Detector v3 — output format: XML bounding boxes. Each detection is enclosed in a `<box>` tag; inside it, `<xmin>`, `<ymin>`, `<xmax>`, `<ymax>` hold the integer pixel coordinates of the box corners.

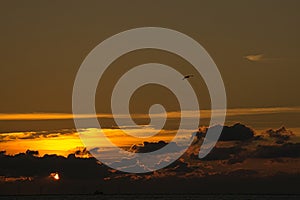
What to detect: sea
<box><xmin>0</xmin><ymin>194</ymin><xmax>300</xmax><ymax>200</ymax></box>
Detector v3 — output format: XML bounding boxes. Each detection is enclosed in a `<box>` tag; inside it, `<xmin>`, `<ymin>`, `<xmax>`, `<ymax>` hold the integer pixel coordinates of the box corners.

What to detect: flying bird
<box><xmin>182</xmin><ymin>74</ymin><xmax>194</xmax><ymax>80</ymax></box>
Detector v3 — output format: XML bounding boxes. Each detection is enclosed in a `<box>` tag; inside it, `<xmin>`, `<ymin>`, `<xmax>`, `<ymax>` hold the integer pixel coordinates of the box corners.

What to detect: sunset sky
<box><xmin>0</xmin><ymin>0</ymin><xmax>300</xmax><ymax>195</ymax></box>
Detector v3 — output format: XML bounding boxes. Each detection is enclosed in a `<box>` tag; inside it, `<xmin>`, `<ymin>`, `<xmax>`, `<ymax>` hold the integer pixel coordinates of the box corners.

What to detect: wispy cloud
<box><xmin>0</xmin><ymin>107</ymin><xmax>299</xmax><ymax>121</ymax></box>
<box><xmin>244</xmin><ymin>54</ymin><xmax>265</xmax><ymax>62</ymax></box>
<box><xmin>0</xmin><ymin>113</ymin><xmax>112</xmax><ymax>121</ymax></box>
<box><xmin>0</xmin><ymin>129</ymin><xmax>76</xmax><ymax>141</ymax></box>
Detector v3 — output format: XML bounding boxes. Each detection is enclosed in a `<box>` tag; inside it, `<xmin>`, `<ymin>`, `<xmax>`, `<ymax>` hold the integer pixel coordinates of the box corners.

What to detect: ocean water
<box><xmin>1</xmin><ymin>194</ymin><xmax>300</xmax><ymax>200</ymax></box>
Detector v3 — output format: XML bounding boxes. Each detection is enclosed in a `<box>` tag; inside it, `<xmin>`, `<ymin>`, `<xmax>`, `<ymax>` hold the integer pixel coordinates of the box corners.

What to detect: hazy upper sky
<box><xmin>0</xmin><ymin>0</ymin><xmax>299</xmax><ymax>131</ymax></box>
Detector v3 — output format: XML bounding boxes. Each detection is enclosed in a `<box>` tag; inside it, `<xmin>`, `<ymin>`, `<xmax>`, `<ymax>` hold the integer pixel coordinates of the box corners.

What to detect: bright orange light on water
<box><xmin>54</xmin><ymin>173</ymin><xmax>59</xmax><ymax>180</ymax></box>
<box><xmin>50</xmin><ymin>172</ymin><xmax>60</xmax><ymax>180</ymax></box>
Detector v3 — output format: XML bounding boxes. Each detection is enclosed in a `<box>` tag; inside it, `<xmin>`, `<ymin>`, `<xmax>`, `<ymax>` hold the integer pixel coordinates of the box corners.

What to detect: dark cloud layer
<box><xmin>1</xmin><ymin>123</ymin><xmax>300</xmax><ymax>195</ymax></box>
<box><xmin>191</xmin><ymin>124</ymin><xmax>298</xmax><ymax>163</ymax></box>
<box><xmin>129</xmin><ymin>141</ymin><xmax>180</xmax><ymax>153</ymax></box>
<box><xmin>200</xmin><ymin>146</ymin><xmax>245</xmax><ymax>161</ymax></box>
<box><xmin>0</xmin><ymin>151</ymin><xmax>110</xmax><ymax>180</ymax></box>
<box><xmin>253</xmin><ymin>143</ymin><xmax>300</xmax><ymax>158</ymax></box>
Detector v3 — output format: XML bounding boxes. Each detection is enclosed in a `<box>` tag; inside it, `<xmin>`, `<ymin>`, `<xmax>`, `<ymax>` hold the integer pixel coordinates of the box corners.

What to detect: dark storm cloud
<box><xmin>189</xmin><ymin>123</ymin><xmax>256</xmax><ymax>163</ymax></box>
<box><xmin>217</xmin><ymin>123</ymin><xmax>255</xmax><ymax>141</ymax></box>
<box><xmin>192</xmin><ymin>124</ymin><xmax>299</xmax><ymax>163</ymax></box>
<box><xmin>196</xmin><ymin>123</ymin><xmax>256</xmax><ymax>141</ymax></box>
<box><xmin>265</xmin><ymin>127</ymin><xmax>294</xmax><ymax>144</ymax></box>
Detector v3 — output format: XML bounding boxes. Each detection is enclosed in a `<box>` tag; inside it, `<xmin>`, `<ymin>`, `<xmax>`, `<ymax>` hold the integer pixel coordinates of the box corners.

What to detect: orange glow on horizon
<box><xmin>2</xmin><ymin>126</ymin><xmax>300</xmax><ymax>157</ymax></box>
<box><xmin>0</xmin><ymin>128</ymin><xmax>176</xmax><ymax>156</ymax></box>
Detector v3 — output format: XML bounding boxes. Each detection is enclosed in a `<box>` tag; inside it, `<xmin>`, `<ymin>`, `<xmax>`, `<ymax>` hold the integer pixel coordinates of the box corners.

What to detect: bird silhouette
<box><xmin>182</xmin><ymin>74</ymin><xmax>194</xmax><ymax>80</ymax></box>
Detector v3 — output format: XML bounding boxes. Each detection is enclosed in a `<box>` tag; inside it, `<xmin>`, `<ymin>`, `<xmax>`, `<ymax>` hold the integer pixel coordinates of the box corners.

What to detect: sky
<box><xmin>0</xmin><ymin>0</ymin><xmax>300</xmax><ymax>195</ymax></box>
